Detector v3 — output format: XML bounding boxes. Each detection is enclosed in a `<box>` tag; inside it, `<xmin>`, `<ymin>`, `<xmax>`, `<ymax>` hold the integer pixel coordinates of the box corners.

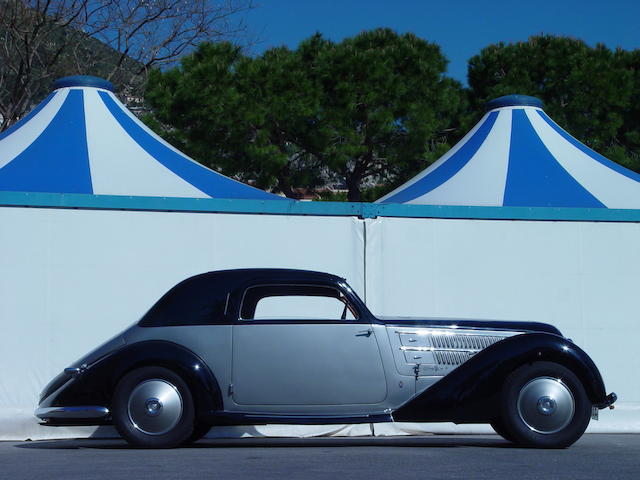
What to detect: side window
<box><xmin>240</xmin><ymin>285</ymin><xmax>358</xmax><ymax>320</ymax></box>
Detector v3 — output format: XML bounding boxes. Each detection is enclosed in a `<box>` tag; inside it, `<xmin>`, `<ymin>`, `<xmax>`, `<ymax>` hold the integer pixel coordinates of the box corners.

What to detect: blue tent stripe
<box><xmin>97</xmin><ymin>91</ymin><xmax>283</xmax><ymax>201</ymax></box>
<box><xmin>503</xmin><ymin>110</ymin><xmax>604</xmax><ymax>208</ymax></box>
<box><xmin>381</xmin><ymin>111</ymin><xmax>499</xmax><ymax>203</ymax></box>
<box><xmin>0</xmin><ymin>90</ymin><xmax>93</xmax><ymax>194</ymax></box>
<box><xmin>536</xmin><ymin>110</ymin><xmax>640</xmax><ymax>184</ymax></box>
<box><xmin>0</xmin><ymin>92</ymin><xmax>55</xmax><ymax>142</ymax></box>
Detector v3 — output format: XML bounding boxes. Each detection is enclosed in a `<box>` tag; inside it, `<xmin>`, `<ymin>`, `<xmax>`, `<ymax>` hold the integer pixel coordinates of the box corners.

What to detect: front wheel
<box><xmin>112</xmin><ymin>366</ymin><xmax>195</xmax><ymax>448</ymax></box>
<box><xmin>498</xmin><ymin>361</ymin><xmax>592</xmax><ymax>448</ymax></box>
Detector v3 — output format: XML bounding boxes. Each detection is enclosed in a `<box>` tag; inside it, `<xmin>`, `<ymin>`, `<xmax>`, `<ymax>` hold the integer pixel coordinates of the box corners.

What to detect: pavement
<box><xmin>1</xmin><ymin>434</ymin><xmax>639</xmax><ymax>480</ymax></box>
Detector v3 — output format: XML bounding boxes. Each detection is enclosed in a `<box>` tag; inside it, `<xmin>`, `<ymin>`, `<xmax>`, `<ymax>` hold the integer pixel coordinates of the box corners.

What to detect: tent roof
<box><xmin>0</xmin><ymin>76</ymin><xmax>282</xmax><ymax>200</ymax></box>
<box><xmin>378</xmin><ymin>95</ymin><xmax>640</xmax><ymax>208</ymax></box>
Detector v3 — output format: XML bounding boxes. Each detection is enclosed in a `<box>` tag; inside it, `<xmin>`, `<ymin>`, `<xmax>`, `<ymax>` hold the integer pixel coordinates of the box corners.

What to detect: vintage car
<box><xmin>35</xmin><ymin>269</ymin><xmax>616</xmax><ymax>448</ymax></box>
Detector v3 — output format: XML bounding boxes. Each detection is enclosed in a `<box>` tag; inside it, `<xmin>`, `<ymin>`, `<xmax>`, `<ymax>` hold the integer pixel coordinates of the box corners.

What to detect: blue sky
<box><xmin>245</xmin><ymin>0</ymin><xmax>640</xmax><ymax>85</ymax></box>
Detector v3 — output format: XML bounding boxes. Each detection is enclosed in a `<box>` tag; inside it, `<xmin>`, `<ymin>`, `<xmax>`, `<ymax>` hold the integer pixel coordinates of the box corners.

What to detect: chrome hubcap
<box><xmin>144</xmin><ymin>398</ymin><xmax>162</xmax><ymax>416</ymax></box>
<box><xmin>537</xmin><ymin>396</ymin><xmax>557</xmax><ymax>415</ymax></box>
<box><xmin>517</xmin><ymin>376</ymin><xmax>575</xmax><ymax>434</ymax></box>
<box><xmin>128</xmin><ymin>379</ymin><xmax>183</xmax><ymax>435</ymax></box>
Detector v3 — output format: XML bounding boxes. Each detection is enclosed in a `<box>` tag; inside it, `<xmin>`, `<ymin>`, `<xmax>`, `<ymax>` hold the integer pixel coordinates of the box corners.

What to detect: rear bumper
<box><xmin>35</xmin><ymin>405</ymin><xmax>110</xmax><ymax>421</ymax></box>
<box><xmin>596</xmin><ymin>392</ymin><xmax>617</xmax><ymax>409</ymax></box>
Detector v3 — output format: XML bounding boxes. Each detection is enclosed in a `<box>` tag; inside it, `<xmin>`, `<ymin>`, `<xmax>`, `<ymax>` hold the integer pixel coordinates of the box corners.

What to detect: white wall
<box><xmin>365</xmin><ymin>217</ymin><xmax>640</xmax><ymax>432</ymax></box>
<box><xmin>0</xmin><ymin>207</ymin><xmax>365</xmax><ymax>440</ymax></box>
<box><xmin>1</xmin><ymin>207</ymin><xmax>638</xmax><ymax>439</ymax></box>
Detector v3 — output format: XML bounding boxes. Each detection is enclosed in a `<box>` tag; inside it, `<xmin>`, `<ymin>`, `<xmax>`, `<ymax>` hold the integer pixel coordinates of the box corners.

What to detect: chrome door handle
<box><xmin>356</xmin><ymin>329</ymin><xmax>373</xmax><ymax>337</ymax></box>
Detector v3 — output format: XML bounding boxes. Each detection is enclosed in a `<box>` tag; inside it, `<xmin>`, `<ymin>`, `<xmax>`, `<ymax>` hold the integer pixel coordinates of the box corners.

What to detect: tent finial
<box><xmin>485</xmin><ymin>94</ymin><xmax>543</xmax><ymax>111</ymax></box>
<box><xmin>53</xmin><ymin>75</ymin><xmax>114</xmax><ymax>92</ymax></box>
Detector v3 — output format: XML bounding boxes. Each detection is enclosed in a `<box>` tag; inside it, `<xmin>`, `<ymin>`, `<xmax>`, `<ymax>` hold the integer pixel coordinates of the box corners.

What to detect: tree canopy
<box><xmin>147</xmin><ymin>41</ymin><xmax>325</xmax><ymax>198</ymax></box>
<box><xmin>146</xmin><ymin>29</ymin><xmax>467</xmax><ymax>200</ymax></box>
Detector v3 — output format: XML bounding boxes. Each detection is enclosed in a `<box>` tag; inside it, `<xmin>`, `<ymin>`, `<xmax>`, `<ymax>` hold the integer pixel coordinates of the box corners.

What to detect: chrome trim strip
<box><xmin>393</xmin><ymin>328</ymin><xmax>521</xmax><ymax>368</ymax></box>
<box><xmin>35</xmin><ymin>406</ymin><xmax>110</xmax><ymax>420</ymax></box>
<box><xmin>224</xmin><ymin>292</ymin><xmax>231</xmax><ymax>316</ymax></box>
<box><xmin>400</xmin><ymin>346</ymin><xmax>480</xmax><ymax>353</ymax></box>
<box><xmin>394</xmin><ymin>329</ymin><xmax>523</xmax><ymax>336</ymax></box>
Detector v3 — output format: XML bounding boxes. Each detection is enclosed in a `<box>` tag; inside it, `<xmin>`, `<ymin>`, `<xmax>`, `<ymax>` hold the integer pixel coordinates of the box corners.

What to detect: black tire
<box><xmin>499</xmin><ymin>361</ymin><xmax>591</xmax><ymax>448</ymax></box>
<box><xmin>187</xmin><ymin>422</ymin><xmax>212</xmax><ymax>444</ymax></box>
<box><xmin>490</xmin><ymin>417</ymin><xmax>515</xmax><ymax>442</ymax></box>
<box><xmin>112</xmin><ymin>366</ymin><xmax>195</xmax><ymax>448</ymax></box>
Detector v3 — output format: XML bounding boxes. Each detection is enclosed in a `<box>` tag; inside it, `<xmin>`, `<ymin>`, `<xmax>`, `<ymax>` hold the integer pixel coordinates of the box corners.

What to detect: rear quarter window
<box><xmin>139</xmin><ymin>276</ymin><xmax>229</xmax><ymax>326</ymax></box>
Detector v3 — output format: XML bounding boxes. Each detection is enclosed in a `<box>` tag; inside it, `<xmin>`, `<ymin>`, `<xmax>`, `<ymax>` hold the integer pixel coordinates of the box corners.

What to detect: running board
<box><xmin>207</xmin><ymin>412</ymin><xmax>393</xmax><ymax>426</ymax></box>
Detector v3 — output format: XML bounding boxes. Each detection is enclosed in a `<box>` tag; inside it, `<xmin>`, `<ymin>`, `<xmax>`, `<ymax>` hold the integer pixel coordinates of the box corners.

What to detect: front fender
<box><xmin>392</xmin><ymin>332</ymin><xmax>607</xmax><ymax>423</ymax></box>
<box><xmin>40</xmin><ymin>340</ymin><xmax>222</xmax><ymax>419</ymax></box>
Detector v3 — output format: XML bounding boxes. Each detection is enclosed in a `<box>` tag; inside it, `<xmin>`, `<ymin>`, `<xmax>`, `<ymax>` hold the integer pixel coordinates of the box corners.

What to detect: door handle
<box><xmin>356</xmin><ymin>329</ymin><xmax>373</xmax><ymax>337</ymax></box>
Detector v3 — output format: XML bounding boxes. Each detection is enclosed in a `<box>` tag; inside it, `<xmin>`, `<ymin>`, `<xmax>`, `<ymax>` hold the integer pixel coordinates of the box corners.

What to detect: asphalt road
<box><xmin>2</xmin><ymin>434</ymin><xmax>639</xmax><ymax>480</ymax></box>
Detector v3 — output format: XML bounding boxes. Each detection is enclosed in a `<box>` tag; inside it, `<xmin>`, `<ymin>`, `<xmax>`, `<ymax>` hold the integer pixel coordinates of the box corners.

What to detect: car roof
<box><xmin>186</xmin><ymin>268</ymin><xmax>346</xmax><ymax>285</ymax></box>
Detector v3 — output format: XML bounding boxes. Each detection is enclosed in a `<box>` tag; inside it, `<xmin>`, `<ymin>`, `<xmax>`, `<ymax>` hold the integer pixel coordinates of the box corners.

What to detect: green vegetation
<box><xmin>146</xmin><ymin>29</ymin><xmax>467</xmax><ymax>200</ymax></box>
<box><xmin>147</xmin><ymin>33</ymin><xmax>640</xmax><ymax>200</ymax></box>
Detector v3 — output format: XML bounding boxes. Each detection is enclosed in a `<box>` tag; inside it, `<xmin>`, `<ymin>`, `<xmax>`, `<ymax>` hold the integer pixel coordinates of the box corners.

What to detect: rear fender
<box><xmin>44</xmin><ymin>340</ymin><xmax>222</xmax><ymax>418</ymax></box>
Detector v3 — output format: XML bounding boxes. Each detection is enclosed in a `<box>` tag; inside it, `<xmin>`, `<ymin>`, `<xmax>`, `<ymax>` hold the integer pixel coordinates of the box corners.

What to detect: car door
<box><xmin>230</xmin><ymin>283</ymin><xmax>388</xmax><ymax>409</ymax></box>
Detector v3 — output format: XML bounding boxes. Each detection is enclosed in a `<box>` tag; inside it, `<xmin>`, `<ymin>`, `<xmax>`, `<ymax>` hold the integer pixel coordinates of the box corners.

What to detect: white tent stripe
<box><xmin>104</xmin><ymin>91</ymin><xmax>193</xmax><ymax>160</ymax></box>
<box><xmin>102</xmin><ymin>90</ymin><xmax>279</xmax><ymax>196</ymax></box>
<box><xmin>84</xmin><ymin>89</ymin><xmax>209</xmax><ymax>198</ymax></box>
<box><xmin>0</xmin><ymin>90</ymin><xmax>68</xmax><ymax>170</ymax></box>
<box><xmin>526</xmin><ymin>110</ymin><xmax>640</xmax><ymax>209</ymax></box>
<box><xmin>408</xmin><ymin>109</ymin><xmax>512</xmax><ymax>206</ymax></box>
<box><xmin>377</xmin><ymin>112</ymin><xmax>490</xmax><ymax>203</ymax></box>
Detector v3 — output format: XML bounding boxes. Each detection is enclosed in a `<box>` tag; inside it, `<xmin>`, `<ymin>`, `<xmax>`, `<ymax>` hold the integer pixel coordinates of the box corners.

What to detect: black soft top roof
<box><xmin>187</xmin><ymin>268</ymin><xmax>345</xmax><ymax>285</ymax></box>
<box><xmin>138</xmin><ymin>269</ymin><xmax>351</xmax><ymax>327</ymax></box>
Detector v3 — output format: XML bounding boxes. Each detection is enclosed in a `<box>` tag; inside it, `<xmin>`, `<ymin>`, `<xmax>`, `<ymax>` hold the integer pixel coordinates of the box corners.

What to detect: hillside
<box><xmin>0</xmin><ymin>6</ymin><xmax>143</xmax><ymax>111</ymax></box>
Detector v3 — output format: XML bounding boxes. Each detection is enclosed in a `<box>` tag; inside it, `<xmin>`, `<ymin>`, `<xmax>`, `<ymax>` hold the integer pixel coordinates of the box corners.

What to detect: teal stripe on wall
<box><xmin>2</xmin><ymin>191</ymin><xmax>640</xmax><ymax>223</ymax></box>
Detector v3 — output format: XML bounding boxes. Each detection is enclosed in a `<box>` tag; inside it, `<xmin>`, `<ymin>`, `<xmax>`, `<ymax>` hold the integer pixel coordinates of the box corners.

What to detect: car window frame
<box><xmin>238</xmin><ymin>283</ymin><xmax>361</xmax><ymax>322</ymax></box>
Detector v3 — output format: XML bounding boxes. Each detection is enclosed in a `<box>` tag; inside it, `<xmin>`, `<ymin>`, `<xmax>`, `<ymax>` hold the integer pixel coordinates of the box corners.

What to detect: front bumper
<box><xmin>596</xmin><ymin>392</ymin><xmax>617</xmax><ymax>410</ymax></box>
<box><xmin>35</xmin><ymin>406</ymin><xmax>110</xmax><ymax>421</ymax></box>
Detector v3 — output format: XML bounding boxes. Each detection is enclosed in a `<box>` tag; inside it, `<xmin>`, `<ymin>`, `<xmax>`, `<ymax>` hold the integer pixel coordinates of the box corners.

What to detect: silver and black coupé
<box><xmin>36</xmin><ymin>269</ymin><xmax>616</xmax><ymax>448</ymax></box>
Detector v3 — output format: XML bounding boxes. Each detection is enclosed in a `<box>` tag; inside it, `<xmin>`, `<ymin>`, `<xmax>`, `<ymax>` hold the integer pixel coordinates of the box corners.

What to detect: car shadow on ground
<box><xmin>14</xmin><ymin>435</ymin><xmax>519</xmax><ymax>450</ymax></box>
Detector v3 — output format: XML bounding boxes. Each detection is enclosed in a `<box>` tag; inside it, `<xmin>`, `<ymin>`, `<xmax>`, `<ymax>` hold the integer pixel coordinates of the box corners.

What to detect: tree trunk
<box><xmin>277</xmin><ymin>172</ymin><xmax>298</xmax><ymax>199</ymax></box>
<box><xmin>346</xmin><ymin>175</ymin><xmax>361</xmax><ymax>202</ymax></box>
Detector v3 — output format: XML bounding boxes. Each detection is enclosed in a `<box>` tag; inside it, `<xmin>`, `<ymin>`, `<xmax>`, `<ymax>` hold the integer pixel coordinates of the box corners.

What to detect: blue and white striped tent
<box><xmin>0</xmin><ymin>76</ymin><xmax>282</xmax><ymax>200</ymax></box>
<box><xmin>378</xmin><ymin>95</ymin><xmax>640</xmax><ymax>208</ymax></box>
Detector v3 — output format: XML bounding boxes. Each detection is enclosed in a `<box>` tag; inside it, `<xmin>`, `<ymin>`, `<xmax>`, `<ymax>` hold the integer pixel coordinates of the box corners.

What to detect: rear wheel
<box><xmin>499</xmin><ymin>361</ymin><xmax>591</xmax><ymax>448</ymax></box>
<box><xmin>490</xmin><ymin>417</ymin><xmax>515</xmax><ymax>442</ymax></box>
<box><xmin>112</xmin><ymin>366</ymin><xmax>195</xmax><ymax>448</ymax></box>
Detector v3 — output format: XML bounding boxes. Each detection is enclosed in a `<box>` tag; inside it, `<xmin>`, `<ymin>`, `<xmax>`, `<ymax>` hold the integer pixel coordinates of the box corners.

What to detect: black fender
<box><xmin>41</xmin><ymin>340</ymin><xmax>222</xmax><ymax>419</ymax></box>
<box><xmin>392</xmin><ymin>333</ymin><xmax>608</xmax><ymax>423</ymax></box>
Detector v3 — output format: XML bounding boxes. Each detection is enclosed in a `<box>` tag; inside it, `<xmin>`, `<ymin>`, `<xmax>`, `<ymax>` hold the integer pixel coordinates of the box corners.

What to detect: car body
<box><xmin>36</xmin><ymin>269</ymin><xmax>616</xmax><ymax>448</ymax></box>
